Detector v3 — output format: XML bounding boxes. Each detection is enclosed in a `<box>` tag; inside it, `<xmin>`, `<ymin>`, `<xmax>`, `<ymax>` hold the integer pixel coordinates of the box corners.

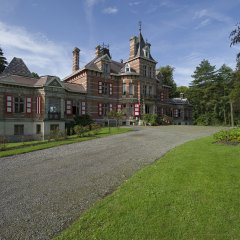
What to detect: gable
<box><xmin>48</xmin><ymin>79</ymin><xmax>62</xmax><ymax>87</ymax></box>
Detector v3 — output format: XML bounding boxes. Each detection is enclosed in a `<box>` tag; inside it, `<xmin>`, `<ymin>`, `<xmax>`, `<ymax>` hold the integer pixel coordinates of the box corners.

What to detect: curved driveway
<box><xmin>0</xmin><ymin>126</ymin><xmax>224</xmax><ymax>239</ymax></box>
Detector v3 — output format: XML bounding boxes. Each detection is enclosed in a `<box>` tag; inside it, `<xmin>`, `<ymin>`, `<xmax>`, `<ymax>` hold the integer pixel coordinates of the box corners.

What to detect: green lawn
<box><xmin>55</xmin><ymin>136</ymin><xmax>240</xmax><ymax>240</ymax></box>
<box><xmin>0</xmin><ymin>127</ymin><xmax>131</xmax><ymax>158</ymax></box>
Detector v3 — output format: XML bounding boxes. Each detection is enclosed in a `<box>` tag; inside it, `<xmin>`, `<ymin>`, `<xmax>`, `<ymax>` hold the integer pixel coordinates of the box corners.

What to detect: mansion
<box><xmin>0</xmin><ymin>29</ymin><xmax>192</xmax><ymax>141</ymax></box>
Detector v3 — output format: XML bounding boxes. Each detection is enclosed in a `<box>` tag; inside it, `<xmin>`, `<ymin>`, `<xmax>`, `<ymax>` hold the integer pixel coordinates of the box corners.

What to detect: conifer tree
<box><xmin>0</xmin><ymin>47</ymin><xmax>8</xmax><ymax>73</ymax></box>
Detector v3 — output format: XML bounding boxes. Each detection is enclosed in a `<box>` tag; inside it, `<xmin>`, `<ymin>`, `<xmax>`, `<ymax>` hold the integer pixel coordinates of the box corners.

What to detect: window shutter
<box><xmin>134</xmin><ymin>103</ymin><xmax>140</xmax><ymax>116</ymax></box>
<box><xmin>36</xmin><ymin>96</ymin><xmax>41</xmax><ymax>114</ymax></box>
<box><xmin>109</xmin><ymin>83</ymin><xmax>113</xmax><ymax>95</ymax></box>
<box><xmin>98</xmin><ymin>81</ymin><xmax>102</xmax><ymax>94</ymax></box>
<box><xmin>81</xmin><ymin>101</ymin><xmax>86</xmax><ymax>115</ymax></box>
<box><xmin>98</xmin><ymin>103</ymin><xmax>102</xmax><ymax>116</ymax></box>
<box><xmin>66</xmin><ymin>100</ymin><xmax>72</xmax><ymax>115</ymax></box>
<box><xmin>26</xmin><ymin>97</ymin><xmax>32</xmax><ymax>113</ymax></box>
<box><xmin>6</xmin><ymin>95</ymin><xmax>13</xmax><ymax>113</ymax></box>
<box><xmin>109</xmin><ymin>103</ymin><xmax>113</xmax><ymax>112</ymax></box>
<box><xmin>117</xmin><ymin>104</ymin><xmax>122</xmax><ymax>112</ymax></box>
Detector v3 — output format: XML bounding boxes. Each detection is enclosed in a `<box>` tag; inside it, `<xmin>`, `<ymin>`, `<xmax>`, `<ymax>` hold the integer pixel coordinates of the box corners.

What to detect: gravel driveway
<box><xmin>0</xmin><ymin>126</ymin><xmax>224</xmax><ymax>240</ymax></box>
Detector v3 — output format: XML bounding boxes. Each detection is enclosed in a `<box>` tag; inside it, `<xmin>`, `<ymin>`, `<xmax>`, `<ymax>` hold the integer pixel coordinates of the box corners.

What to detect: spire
<box><xmin>139</xmin><ymin>21</ymin><xmax>142</xmax><ymax>33</ymax></box>
<box><xmin>137</xmin><ymin>21</ymin><xmax>144</xmax><ymax>56</ymax></box>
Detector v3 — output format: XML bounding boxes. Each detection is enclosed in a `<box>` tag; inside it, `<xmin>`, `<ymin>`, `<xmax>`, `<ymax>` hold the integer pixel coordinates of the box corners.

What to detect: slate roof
<box><xmin>0</xmin><ymin>58</ymin><xmax>86</xmax><ymax>93</ymax></box>
<box><xmin>2</xmin><ymin>57</ymin><xmax>33</xmax><ymax>77</ymax></box>
<box><xmin>170</xmin><ymin>98</ymin><xmax>191</xmax><ymax>105</ymax></box>
<box><xmin>63</xmin><ymin>54</ymin><xmax>125</xmax><ymax>81</ymax></box>
<box><xmin>133</xmin><ymin>32</ymin><xmax>157</xmax><ymax>62</ymax></box>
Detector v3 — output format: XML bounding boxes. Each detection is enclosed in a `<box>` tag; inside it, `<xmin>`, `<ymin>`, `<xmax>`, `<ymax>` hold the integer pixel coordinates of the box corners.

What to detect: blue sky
<box><xmin>0</xmin><ymin>0</ymin><xmax>240</xmax><ymax>86</ymax></box>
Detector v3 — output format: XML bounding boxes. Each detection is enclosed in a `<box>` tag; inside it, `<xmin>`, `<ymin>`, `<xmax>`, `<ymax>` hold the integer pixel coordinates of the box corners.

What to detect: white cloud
<box><xmin>103</xmin><ymin>7</ymin><xmax>118</xmax><ymax>14</ymax></box>
<box><xmin>195</xmin><ymin>18</ymin><xmax>211</xmax><ymax>30</ymax></box>
<box><xmin>85</xmin><ymin>0</ymin><xmax>103</xmax><ymax>7</ymax></box>
<box><xmin>129</xmin><ymin>1</ymin><xmax>141</xmax><ymax>7</ymax></box>
<box><xmin>0</xmin><ymin>21</ymin><xmax>72</xmax><ymax>78</ymax></box>
<box><xmin>194</xmin><ymin>9</ymin><xmax>208</xmax><ymax>19</ymax></box>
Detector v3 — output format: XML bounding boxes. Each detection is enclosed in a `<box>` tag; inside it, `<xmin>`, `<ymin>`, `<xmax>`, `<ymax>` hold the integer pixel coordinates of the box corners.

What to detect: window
<box><xmin>145</xmin><ymin>105</ymin><xmax>150</xmax><ymax>114</ymax></box>
<box><xmin>98</xmin><ymin>81</ymin><xmax>102</xmax><ymax>94</ymax></box>
<box><xmin>99</xmin><ymin>82</ymin><xmax>111</xmax><ymax>95</ymax></box>
<box><xmin>160</xmin><ymin>92</ymin><xmax>164</xmax><ymax>101</ymax></box>
<box><xmin>109</xmin><ymin>104</ymin><xmax>113</xmax><ymax>112</ymax></box>
<box><xmin>148</xmin><ymin>86</ymin><xmax>152</xmax><ymax>96</ymax></box>
<box><xmin>6</xmin><ymin>95</ymin><xmax>13</xmax><ymax>113</ymax></box>
<box><xmin>36</xmin><ymin>124</ymin><xmax>41</xmax><ymax>134</ymax></box>
<box><xmin>149</xmin><ymin>67</ymin><xmax>152</xmax><ymax>78</ymax></box>
<box><xmin>143</xmin><ymin>65</ymin><xmax>147</xmax><ymax>76</ymax></box>
<box><xmin>134</xmin><ymin>103</ymin><xmax>140</xmax><ymax>116</ymax></box>
<box><xmin>14</xmin><ymin>125</ymin><xmax>24</xmax><ymax>135</ymax></box>
<box><xmin>66</xmin><ymin>100</ymin><xmax>72</xmax><ymax>115</ymax></box>
<box><xmin>98</xmin><ymin>103</ymin><xmax>111</xmax><ymax>116</ymax></box>
<box><xmin>81</xmin><ymin>102</ymin><xmax>86</xmax><ymax>115</ymax></box>
<box><xmin>117</xmin><ymin>104</ymin><xmax>122</xmax><ymax>112</ymax></box>
<box><xmin>102</xmin><ymin>103</ymin><xmax>108</xmax><ymax>116</ymax></box>
<box><xmin>174</xmin><ymin>109</ymin><xmax>178</xmax><ymax>117</ymax></box>
<box><xmin>143</xmin><ymin>48</ymin><xmax>149</xmax><ymax>58</ymax></box>
<box><xmin>26</xmin><ymin>97</ymin><xmax>32</xmax><ymax>113</ymax></box>
<box><xmin>129</xmin><ymin>83</ymin><xmax>134</xmax><ymax>95</ymax></box>
<box><xmin>102</xmin><ymin>82</ymin><xmax>109</xmax><ymax>95</ymax></box>
<box><xmin>98</xmin><ymin>103</ymin><xmax>103</xmax><ymax>116</ymax></box>
<box><xmin>143</xmin><ymin>85</ymin><xmax>147</xmax><ymax>96</ymax></box>
<box><xmin>122</xmin><ymin>83</ymin><xmax>126</xmax><ymax>95</ymax></box>
<box><xmin>14</xmin><ymin>97</ymin><xmax>24</xmax><ymax>113</ymax></box>
<box><xmin>125</xmin><ymin>63</ymin><xmax>130</xmax><ymax>72</ymax></box>
<box><xmin>50</xmin><ymin>124</ymin><xmax>59</xmax><ymax>131</ymax></box>
<box><xmin>103</xmin><ymin>63</ymin><xmax>109</xmax><ymax>74</ymax></box>
<box><xmin>109</xmin><ymin>83</ymin><xmax>113</xmax><ymax>95</ymax></box>
<box><xmin>49</xmin><ymin>98</ymin><xmax>60</xmax><ymax>113</ymax></box>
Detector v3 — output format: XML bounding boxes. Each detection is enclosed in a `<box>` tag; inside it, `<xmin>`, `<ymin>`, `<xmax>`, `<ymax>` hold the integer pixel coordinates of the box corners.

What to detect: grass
<box><xmin>0</xmin><ymin>127</ymin><xmax>131</xmax><ymax>158</ymax></box>
<box><xmin>55</xmin><ymin>136</ymin><xmax>240</xmax><ymax>240</ymax></box>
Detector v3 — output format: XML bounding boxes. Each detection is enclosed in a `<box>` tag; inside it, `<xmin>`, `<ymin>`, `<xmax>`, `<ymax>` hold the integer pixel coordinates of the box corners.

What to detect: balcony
<box><xmin>48</xmin><ymin>112</ymin><xmax>61</xmax><ymax>120</ymax></box>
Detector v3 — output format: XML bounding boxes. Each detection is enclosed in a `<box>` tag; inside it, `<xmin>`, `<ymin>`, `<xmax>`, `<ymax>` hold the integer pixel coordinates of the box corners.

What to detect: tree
<box><xmin>189</xmin><ymin>60</ymin><xmax>217</xmax><ymax>124</ymax></box>
<box><xmin>0</xmin><ymin>47</ymin><xmax>8</xmax><ymax>73</ymax></box>
<box><xmin>230</xmin><ymin>23</ymin><xmax>240</xmax><ymax>47</ymax></box>
<box><xmin>32</xmin><ymin>72</ymin><xmax>39</xmax><ymax>78</ymax></box>
<box><xmin>157</xmin><ymin>65</ymin><xmax>177</xmax><ymax>97</ymax></box>
<box><xmin>176</xmin><ymin>86</ymin><xmax>189</xmax><ymax>98</ymax></box>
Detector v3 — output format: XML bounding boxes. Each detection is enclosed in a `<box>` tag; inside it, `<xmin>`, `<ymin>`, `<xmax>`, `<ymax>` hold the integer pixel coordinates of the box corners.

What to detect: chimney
<box><xmin>95</xmin><ymin>45</ymin><xmax>101</xmax><ymax>57</ymax></box>
<box><xmin>180</xmin><ymin>93</ymin><xmax>184</xmax><ymax>99</ymax></box>
<box><xmin>72</xmin><ymin>47</ymin><xmax>80</xmax><ymax>73</ymax></box>
<box><xmin>129</xmin><ymin>36</ymin><xmax>137</xmax><ymax>59</ymax></box>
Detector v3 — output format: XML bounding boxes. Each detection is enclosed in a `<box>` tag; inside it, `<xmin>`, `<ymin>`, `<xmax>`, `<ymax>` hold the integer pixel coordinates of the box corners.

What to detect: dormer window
<box><xmin>143</xmin><ymin>45</ymin><xmax>150</xmax><ymax>58</ymax></box>
<box><xmin>103</xmin><ymin>63</ymin><xmax>109</xmax><ymax>74</ymax></box>
<box><xmin>125</xmin><ymin>63</ymin><xmax>131</xmax><ymax>73</ymax></box>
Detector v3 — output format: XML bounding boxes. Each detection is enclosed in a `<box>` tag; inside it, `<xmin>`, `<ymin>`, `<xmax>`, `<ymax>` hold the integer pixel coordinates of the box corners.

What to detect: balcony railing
<box><xmin>48</xmin><ymin>112</ymin><xmax>61</xmax><ymax>120</ymax></box>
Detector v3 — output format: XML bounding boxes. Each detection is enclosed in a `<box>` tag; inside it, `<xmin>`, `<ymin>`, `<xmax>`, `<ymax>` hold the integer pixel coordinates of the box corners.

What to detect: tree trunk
<box><xmin>230</xmin><ymin>101</ymin><xmax>234</xmax><ymax>127</ymax></box>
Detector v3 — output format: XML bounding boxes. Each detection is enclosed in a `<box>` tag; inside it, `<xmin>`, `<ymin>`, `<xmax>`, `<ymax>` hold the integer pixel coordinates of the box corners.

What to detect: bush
<box><xmin>74</xmin><ymin>115</ymin><xmax>94</xmax><ymax>127</ymax></box>
<box><xmin>0</xmin><ymin>136</ymin><xmax>8</xmax><ymax>151</ymax></box>
<box><xmin>48</xmin><ymin>129</ymin><xmax>67</xmax><ymax>141</ymax></box>
<box><xmin>74</xmin><ymin>125</ymin><xmax>90</xmax><ymax>137</ymax></box>
<box><xmin>143</xmin><ymin>114</ymin><xmax>159</xmax><ymax>126</ymax></box>
<box><xmin>213</xmin><ymin>128</ymin><xmax>240</xmax><ymax>144</ymax></box>
<box><xmin>91</xmin><ymin>123</ymin><xmax>102</xmax><ymax>135</ymax></box>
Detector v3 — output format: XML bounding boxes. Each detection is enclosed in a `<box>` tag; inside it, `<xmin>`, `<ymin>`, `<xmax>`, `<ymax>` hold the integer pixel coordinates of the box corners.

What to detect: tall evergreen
<box><xmin>157</xmin><ymin>65</ymin><xmax>177</xmax><ymax>97</ymax></box>
<box><xmin>0</xmin><ymin>47</ymin><xmax>8</xmax><ymax>73</ymax></box>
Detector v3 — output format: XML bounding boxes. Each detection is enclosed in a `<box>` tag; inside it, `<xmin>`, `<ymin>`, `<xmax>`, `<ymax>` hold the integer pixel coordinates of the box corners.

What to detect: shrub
<box><xmin>143</xmin><ymin>114</ymin><xmax>159</xmax><ymax>126</ymax></box>
<box><xmin>74</xmin><ymin>115</ymin><xmax>94</xmax><ymax>127</ymax></box>
<box><xmin>91</xmin><ymin>123</ymin><xmax>102</xmax><ymax>135</ymax></box>
<box><xmin>74</xmin><ymin>125</ymin><xmax>89</xmax><ymax>137</ymax></box>
<box><xmin>0</xmin><ymin>136</ymin><xmax>8</xmax><ymax>151</ymax></box>
<box><xmin>48</xmin><ymin>129</ymin><xmax>66</xmax><ymax>141</ymax></box>
<box><xmin>213</xmin><ymin>128</ymin><xmax>240</xmax><ymax>144</ymax></box>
